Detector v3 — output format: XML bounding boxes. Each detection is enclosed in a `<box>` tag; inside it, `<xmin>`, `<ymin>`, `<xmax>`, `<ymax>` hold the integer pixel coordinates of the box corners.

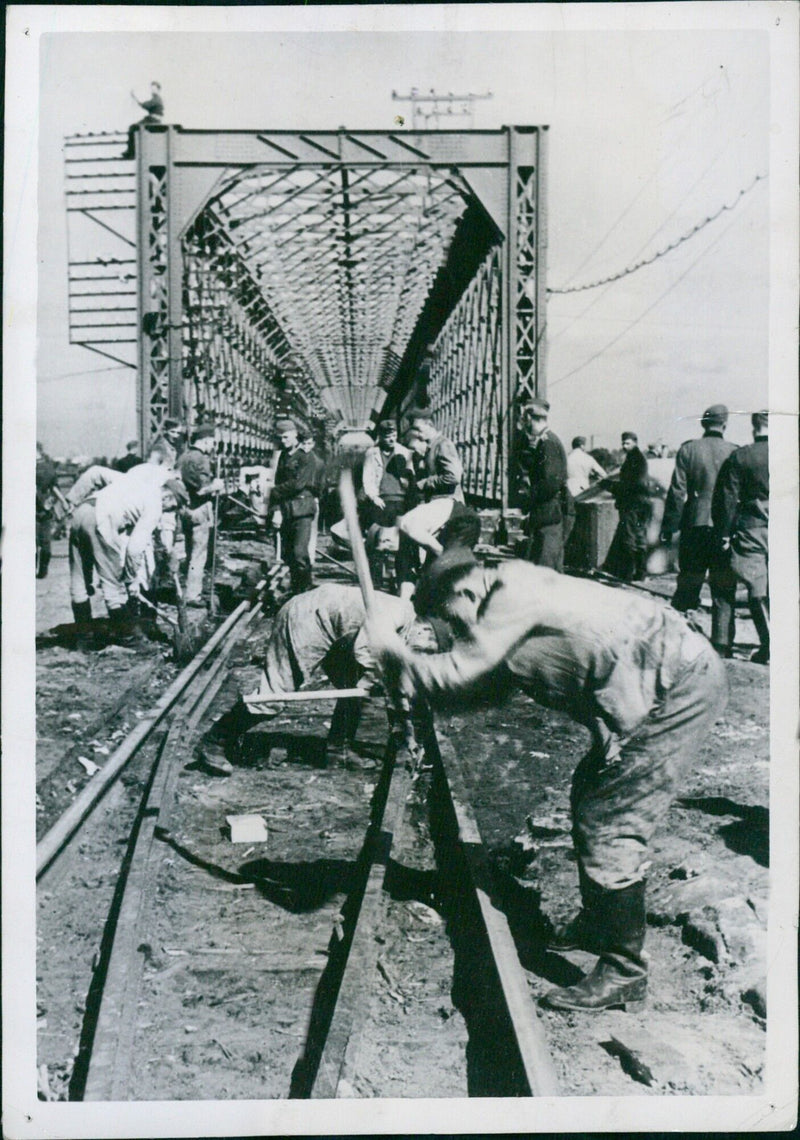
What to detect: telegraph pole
<box><xmin>391</xmin><ymin>88</ymin><xmax>493</xmax><ymax>129</ymax></box>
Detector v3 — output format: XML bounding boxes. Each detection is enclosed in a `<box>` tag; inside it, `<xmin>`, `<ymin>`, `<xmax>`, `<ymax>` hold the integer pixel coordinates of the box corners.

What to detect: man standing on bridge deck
<box><xmin>176</xmin><ymin>422</ymin><xmax>225</xmax><ymax>607</ymax></box>
<box><xmin>196</xmin><ymin>584</ymin><xmax>436</xmax><ymax>775</ymax></box>
<box><xmin>270</xmin><ymin>418</ymin><xmax>318</xmax><ymax>595</ymax></box>
<box><xmin>515</xmin><ymin>398</ymin><xmax>571</xmax><ymax>572</ymax></box>
<box><xmin>298</xmin><ymin>426</ymin><xmax>326</xmax><ymax>567</ymax></box>
<box><xmin>661</xmin><ymin>404</ymin><xmax>738</xmax><ymax>653</ymax></box>
<box><xmin>712</xmin><ymin>411</ymin><xmax>770</xmax><ymax>663</ymax></box>
<box><xmin>369</xmin><ymin>548</ymin><xmax>727</xmax><ymax>1012</ymax></box>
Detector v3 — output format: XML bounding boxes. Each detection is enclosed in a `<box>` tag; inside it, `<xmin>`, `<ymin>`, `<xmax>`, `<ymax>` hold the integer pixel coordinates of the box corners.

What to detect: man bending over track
<box><xmin>197</xmin><ymin>583</ymin><xmax>440</xmax><ymax>775</ymax></box>
<box><xmin>368</xmin><ymin>548</ymin><xmax>727</xmax><ymax>1013</ymax></box>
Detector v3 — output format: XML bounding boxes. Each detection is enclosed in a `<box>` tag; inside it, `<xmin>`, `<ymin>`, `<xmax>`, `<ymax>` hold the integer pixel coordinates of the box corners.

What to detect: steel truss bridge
<box><xmin>64</xmin><ymin>124</ymin><xmax>547</xmax><ymax>506</ymax></box>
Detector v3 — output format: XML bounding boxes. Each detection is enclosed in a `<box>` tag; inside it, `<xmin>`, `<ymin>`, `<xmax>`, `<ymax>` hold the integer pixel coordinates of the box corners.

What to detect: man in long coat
<box><xmin>712</xmin><ymin>411</ymin><xmax>770</xmax><ymax>663</ymax></box>
<box><xmin>661</xmin><ymin>404</ymin><xmax>738</xmax><ymax>654</ymax></box>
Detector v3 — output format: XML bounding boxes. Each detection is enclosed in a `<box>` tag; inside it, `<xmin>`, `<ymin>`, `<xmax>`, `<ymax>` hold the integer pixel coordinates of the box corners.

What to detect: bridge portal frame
<box><xmin>135</xmin><ymin>124</ymin><xmax>547</xmax><ymax>506</ymax></box>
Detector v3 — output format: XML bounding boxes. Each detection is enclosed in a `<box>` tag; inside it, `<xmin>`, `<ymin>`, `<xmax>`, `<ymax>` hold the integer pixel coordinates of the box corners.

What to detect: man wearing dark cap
<box><xmin>515</xmin><ymin>398</ymin><xmax>570</xmax><ymax>572</ymax></box>
<box><xmin>712</xmin><ymin>411</ymin><xmax>770</xmax><ymax>663</ymax></box>
<box><xmin>370</xmin><ymin>548</ymin><xmax>727</xmax><ymax>1013</ymax></box>
<box><xmin>661</xmin><ymin>405</ymin><xmax>738</xmax><ymax>654</ymax></box>
<box><xmin>605</xmin><ymin>432</ymin><xmax>651</xmax><ymax>581</ymax></box>
<box><xmin>176</xmin><ymin>423</ymin><xmax>225</xmax><ymax>606</ymax></box>
<box><xmin>270</xmin><ymin>417</ymin><xmax>318</xmax><ymax>595</ymax></box>
<box><xmin>115</xmin><ymin>440</ymin><xmax>142</xmax><ymax>474</ymax></box>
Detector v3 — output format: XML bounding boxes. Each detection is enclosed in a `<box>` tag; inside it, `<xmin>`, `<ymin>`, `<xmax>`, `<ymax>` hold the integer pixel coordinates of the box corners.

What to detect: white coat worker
<box><xmin>67</xmin><ymin>465</ymin><xmax>122</xmax><ymax>649</ymax></box>
<box><xmin>368</xmin><ymin>547</ymin><xmax>727</xmax><ymax>1013</ymax></box>
<box><xmin>92</xmin><ymin>472</ymin><xmax>189</xmax><ymax>642</ymax></box>
<box><xmin>566</xmin><ymin>436</ymin><xmax>606</xmax><ymax>497</ymax></box>
<box><xmin>195</xmin><ymin>583</ymin><xmax>441</xmax><ymax>776</ymax></box>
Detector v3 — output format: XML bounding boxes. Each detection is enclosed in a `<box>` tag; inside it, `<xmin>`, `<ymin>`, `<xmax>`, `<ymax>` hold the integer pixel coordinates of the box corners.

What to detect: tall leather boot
<box><xmin>749</xmin><ymin>597</ymin><xmax>770</xmax><ymax>664</ymax></box>
<box><xmin>547</xmin><ymin>865</ymin><xmax>604</xmax><ymax>953</ymax></box>
<box><xmin>542</xmin><ymin>880</ymin><xmax>648</xmax><ymax>1012</ymax></box>
<box><xmin>196</xmin><ymin>697</ymin><xmax>265</xmax><ymax>776</ymax></box>
<box><xmin>71</xmin><ymin>600</ymin><xmax>94</xmax><ymax>651</ymax></box>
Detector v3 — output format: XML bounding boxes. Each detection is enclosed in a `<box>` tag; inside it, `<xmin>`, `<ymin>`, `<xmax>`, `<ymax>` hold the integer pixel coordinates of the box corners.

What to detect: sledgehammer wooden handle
<box><xmin>338</xmin><ymin>468</ymin><xmax>376</xmax><ymax>617</ymax></box>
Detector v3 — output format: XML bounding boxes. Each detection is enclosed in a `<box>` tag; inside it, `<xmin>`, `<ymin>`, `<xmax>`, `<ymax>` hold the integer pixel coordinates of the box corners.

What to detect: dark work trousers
<box><xmin>570</xmin><ymin>643</ymin><xmax>728</xmax><ymax>890</ymax></box>
<box><xmin>36</xmin><ymin>514</ymin><xmax>54</xmax><ymax>578</ymax></box>
<box><xmin>524</xmin><ymin>522</ymin><xmax>564</xmax><ymax>572</ymax></box>
<box><xmin>671</xmin><ymin>526</ymin><xmax>737</xmax><ymax>650</ymax></box>
<box><xmin>605</xmin><ymin>505</ymin><xmax>649</xmax><ymax>581</ymax></box>
<box><xmin>323</xmin><ymin>634</ymin><xmax>363</xmax><ymax>747</ymax></box>
<box><xmin>366</xmin><ymin>496</ymin><xmax>406</xmax><ymax>587</ymax></box>
<box><xmin>281</xmin><ymin>515</ymin><xmax>313</xmax><ymax>594</ymax></box>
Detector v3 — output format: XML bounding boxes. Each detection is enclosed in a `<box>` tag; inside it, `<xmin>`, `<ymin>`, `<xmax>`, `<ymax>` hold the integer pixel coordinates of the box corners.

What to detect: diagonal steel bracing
<box><xmin>127</xmin><ymin>125</ymin><xmax>546</xmax><ymax>502</ymax></box>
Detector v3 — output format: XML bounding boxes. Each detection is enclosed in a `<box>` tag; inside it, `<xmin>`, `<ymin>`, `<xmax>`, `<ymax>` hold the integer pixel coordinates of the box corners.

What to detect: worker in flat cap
<box><xmin>175</xmin><ymin>422</ymin><xmax>225</xmax><ymax>606</ymax></box>
<box><xmin>661</xmin><ymin>404</ymin><xmax>738</xmax><ymax>654</ymax></box>
<box><xmin>604</xmin><ymin>432</ymin><xmax>651</xmax><ymax>581</ymax></box>
<box><xmin>515</xmin><ymin>397</ymin><xmax>571</xmax><ymax>572</ymax></box>
<box><xmin>368</xmin><ymin>548</ymin><xmax>727</xmax><ymax>1013</ymax></box>
<box><xmin>270</xmin><ymin>417</ymin><xmax>318</xmax><ymax>594</ymax></box>
<box><xmin>712</xmin><ymin>411</ymin><xmax>770</xmax><ymax>663</ymax></box>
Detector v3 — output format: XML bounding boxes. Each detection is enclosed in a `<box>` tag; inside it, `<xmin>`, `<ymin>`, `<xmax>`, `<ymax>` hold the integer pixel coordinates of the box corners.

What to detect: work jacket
<box><xmin>662</xmin><ymin>433</ymin><xmax>737</xmax><ymax>533</ymax></box>
<box><xmin>409</xmin><ymin>560</ymin><xmax>708</xmax><ymax>745</ymax></box>
<box><xmin>516</xmin><ymin>429</ymin><xmax>567</xmax><ymax>528</ymax></box>
<box><xmin>417</xmin><ymin>433</ymin><xmax>464</xmax><ymax>502</ymax></box>
<box><xmin>712</xmin><ymin>438</ymin><xmax>769</xmax><ymax>541</ymax></box>
<box><xmin>362</xmin><ymin>442</ymin><xmax>414</xmax><ymax>503</ymax></box>
<box><xmin>271</xmin><ymin>446</ymin><xmax>317</xmax><ymax>519</ymax></box>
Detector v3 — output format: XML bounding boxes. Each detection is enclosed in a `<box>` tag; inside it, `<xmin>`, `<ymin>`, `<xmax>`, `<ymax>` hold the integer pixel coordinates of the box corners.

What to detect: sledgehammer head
<box><xmin>172</xmin><ymin>611</ymin><xmax>211</xmax><ymax>664</ymax></box>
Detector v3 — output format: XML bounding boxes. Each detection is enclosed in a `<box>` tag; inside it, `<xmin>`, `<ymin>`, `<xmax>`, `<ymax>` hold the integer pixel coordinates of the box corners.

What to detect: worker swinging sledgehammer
<box><xmin>367</xmin><ymin>548</ymin><xmax>728</xmax><ymax>1013</ymax></box>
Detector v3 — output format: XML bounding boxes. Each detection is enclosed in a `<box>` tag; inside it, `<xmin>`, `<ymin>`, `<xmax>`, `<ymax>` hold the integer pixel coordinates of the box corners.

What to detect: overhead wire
<box><xmin>548</xmin><ymin>185</ymin><xmax>761</xmax><ymax>391</ymax></box>
<box><xmin>548</xmin><ymin>173</ymin><xmax>765</xmax><ymax>295</ymax></box>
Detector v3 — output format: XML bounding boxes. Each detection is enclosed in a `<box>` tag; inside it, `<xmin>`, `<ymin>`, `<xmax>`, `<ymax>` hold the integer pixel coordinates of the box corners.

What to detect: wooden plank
<box><xmin>243</xmin><ymin>687</ymin><xmax>367</xmax><ymax>707</ymax></box>
<box><xmin>433</xmin><ymin>728</ymin><xmax>559</xmax><ymax>1097</ymax></box>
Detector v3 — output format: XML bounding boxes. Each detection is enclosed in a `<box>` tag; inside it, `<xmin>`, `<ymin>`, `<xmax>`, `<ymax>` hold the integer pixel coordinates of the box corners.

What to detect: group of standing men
<box><xmin>512</xmin><ymin>398</ymin><xmax>770</xmax><ymax>661</ymax></box>
<box><xmin>662</xmin><ymin>404</ymin><xmax>770</xmax><ymax>663</ymax></box>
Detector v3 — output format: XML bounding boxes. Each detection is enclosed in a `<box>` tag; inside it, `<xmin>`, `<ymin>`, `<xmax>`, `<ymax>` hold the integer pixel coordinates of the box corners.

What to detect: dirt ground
<box><xmin>36</xmin><ymin>533</ymin><xmax>768</xmax><ymax>1100</ymax></box>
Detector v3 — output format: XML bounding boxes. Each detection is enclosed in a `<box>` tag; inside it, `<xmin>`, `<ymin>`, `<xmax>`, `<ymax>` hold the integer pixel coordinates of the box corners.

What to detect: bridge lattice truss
<box><xmin>65</xmin><ymin>126</ymin><xmax>547</xmax><ymax>505</ymax></box>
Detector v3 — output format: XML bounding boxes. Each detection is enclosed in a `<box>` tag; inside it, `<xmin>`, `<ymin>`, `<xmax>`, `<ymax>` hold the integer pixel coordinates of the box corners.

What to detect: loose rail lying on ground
<box><xmin>36</xmin><ymin>590</ymin><xmax>264</xmax><ymax>879</ymax></box>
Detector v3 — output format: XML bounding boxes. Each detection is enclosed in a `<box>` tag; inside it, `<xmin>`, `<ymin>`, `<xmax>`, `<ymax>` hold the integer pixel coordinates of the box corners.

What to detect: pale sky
<box><xmin>35</xmin><ymin>16</ymin><xmax>770</xmax><ymax>456</ymax></box>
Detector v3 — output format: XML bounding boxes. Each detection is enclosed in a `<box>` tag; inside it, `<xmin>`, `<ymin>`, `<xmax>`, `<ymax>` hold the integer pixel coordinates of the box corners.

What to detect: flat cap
<box><xmin>274</xmin><ymin>417</ymin><xmax>297</xmax><ymax>434</ymax></box>
<box><xmin>376</xmin><ymin>420</ymin><xmax>398</xmax><ymax>437</ymax></box>
<box><xmin>701</xmin><ymin>404</ymin><xmax>729</xmax><ymax>424</ymax></box>
<box><xmin>524</xmin><ymin>397</ymin><xmax>550</xmax><ymax>417</ymax></box>
<box><xmin>191</xmin><ymin>422</ymin><xmax>216</xmax><ymax>441</ymax></box>
<box><xmin>413</xmin><ymin>546</ymin><xmax>479</xmax><ymax>617</ymax></box>
<box><xmin>621</xmin><ymin>431</ymin><xmax>638</xmax><ymax>442</ymax></box>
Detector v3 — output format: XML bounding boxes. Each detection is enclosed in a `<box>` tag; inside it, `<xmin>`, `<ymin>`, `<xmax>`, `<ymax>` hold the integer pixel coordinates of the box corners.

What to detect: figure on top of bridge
<box><xmin>121</xmin><ymin>80</ymin><xmax>164</xmax><ymax>159</ymax></box>
<box><xmin>515</xmin><ymin>398</ymin><xmax>572</xmax><ymax>573</ymax></box>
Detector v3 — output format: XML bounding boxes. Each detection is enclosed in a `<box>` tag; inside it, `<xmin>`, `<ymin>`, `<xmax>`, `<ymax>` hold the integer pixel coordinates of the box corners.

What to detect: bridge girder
<box><xmin>135</xmin><ymin>125</ymin><xmax>547</xmax><ymax>504</ymax></box>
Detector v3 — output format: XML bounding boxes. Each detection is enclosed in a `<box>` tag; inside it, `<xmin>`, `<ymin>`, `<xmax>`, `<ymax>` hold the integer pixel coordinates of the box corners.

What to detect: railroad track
<box><xmin>36</xmin><ymin>586</ymin><xmax>560</xmax><ymax>1101</ymax></box>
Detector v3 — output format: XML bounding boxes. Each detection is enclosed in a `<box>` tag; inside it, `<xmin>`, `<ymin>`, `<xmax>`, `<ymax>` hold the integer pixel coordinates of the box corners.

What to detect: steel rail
<box><xmin>36</xmin><ymin>591</ymin><xmax>263</xmax><ymax>879</ymax></box>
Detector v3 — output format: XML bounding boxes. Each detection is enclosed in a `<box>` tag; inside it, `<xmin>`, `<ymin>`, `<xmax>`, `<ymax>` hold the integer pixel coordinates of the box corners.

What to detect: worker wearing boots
<box><xmin>93</xmin><ymin>473</ymin><xmax>188</xmax><ymax>642</ymax></box>
<box><xmin>604</xmin><ymin>432</ymin><xmax>651</xmax><ymax>582</ymax></box>
<box><xmin>661</xmin><ymin>404</ymin><xmax>738</xmax><ymax>654</ymax></box>
<box><xmin>176</xmin><ymin>423</ymin><xmax>224</xmax><ymax>607</ymax></box>
<box><xmin>66</xmin><ymin>464</ymin><xmax>122</xmax><ymax>649</ymax></box>
<box><xmin>270</xmin><ymin>418</ymin><xmax>318</xmax><ymax>595</ymax></box>
<box><xmin>369</xmin><ymin>548</ymin><xmax>727</xmax><ymax>1013</ymax></box>
<box><xmin>712</xmin><ymin>411</ymin><xmax>770</xmax><ymax>664</ymax></box>
<box><xmin>196</xmin><ymin>583</ymin><xmax>429</xmax><ymax>775</ymax></box>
